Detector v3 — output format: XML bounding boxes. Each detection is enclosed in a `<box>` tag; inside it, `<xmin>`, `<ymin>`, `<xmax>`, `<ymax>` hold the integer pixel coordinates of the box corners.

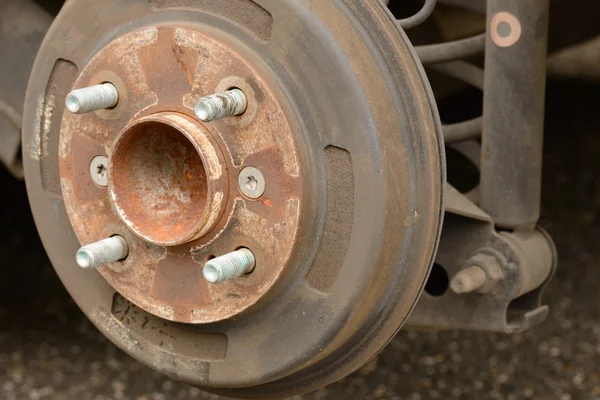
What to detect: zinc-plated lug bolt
<box><xmin>203</xmin><ymin>248</ymin><xmax>256</xmax><ymax>284</ymax></box>
<box><xmin>194</xmin><ymin>88</ymin><xmax>247</xmax><ymax>122</ymax></box>
<box><xmin>66</xmin><ymin>82</ymin><xmax>119</xmax><ymax>114</ymax></box>
<box><xmin>450</xmin><ymin>265</ymin><xmax>488</xmax><ymax>294</ymax></box>
<box><xmin>76</xmin><ymin>236</ymin><xmax>129</xmax><ymax>269</ymax></box>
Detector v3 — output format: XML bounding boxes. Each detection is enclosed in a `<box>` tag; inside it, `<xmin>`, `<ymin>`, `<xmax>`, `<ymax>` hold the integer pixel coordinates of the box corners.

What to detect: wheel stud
<box><xmin>450</xmin><ymin>265</ymin><xmax>487</xmax><ymax>294</ymax></box>
<box><xmin>76</xmin><ymin>236</ymin><xmax>129</xmax><ymax>269</ymax></box>
<box><xmin>203</xmin><ymin>248</ymin><xmax>256</xmax><ymax>284</ymax></box>
<box><xmin>66</xmin><ymin>82</ymin><xmax>119</xmax><ymax>114</ymax></box>
<box><xmin>194</xmin><ymin>88</ymin><xmax>247</xmax><ymax>122</ymax></box>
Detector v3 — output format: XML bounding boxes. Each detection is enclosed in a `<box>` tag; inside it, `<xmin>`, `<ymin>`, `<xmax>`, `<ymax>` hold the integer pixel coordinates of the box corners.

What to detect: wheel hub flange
<box><xmin>58</xmin><ymin>25</ymin><xmax>304</xmax><ymax>324</ymax></box>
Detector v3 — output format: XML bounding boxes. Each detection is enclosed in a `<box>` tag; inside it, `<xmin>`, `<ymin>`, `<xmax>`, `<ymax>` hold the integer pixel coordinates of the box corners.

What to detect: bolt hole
<box><xmin>425</xmin><ymin>263</ymin><xmax>449</xmax><ymax>297</ymax></box>
<box><xmin>236</xmin><ymin>247</ymin><xmax>256</xmax><ymax>275</ymax></box>
<box><xmin>109</xmin><ymin>234</ymin><xmax>129</xmax><ymax>261</ymax></box>
<box><xmin>101</xmin><ymin>81</ymin><xmax>119</xmax><ymax>109</ymax></box>
<box><xmin>228</xmin><ymin>86</ymin><xmax>247</xmax><ymax>116</ymax></box>
<box><xmin>497</xmin><ymin>21</ymin><xmax>512</xmax><ymax>38</ymax></box>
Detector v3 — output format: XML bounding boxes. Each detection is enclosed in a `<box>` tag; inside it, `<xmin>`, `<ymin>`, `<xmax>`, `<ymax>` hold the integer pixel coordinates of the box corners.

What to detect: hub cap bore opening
<box><xmin>109</xmin><ymin>119</ymin><xmax>209</xmax><ymax>246</ymax></box>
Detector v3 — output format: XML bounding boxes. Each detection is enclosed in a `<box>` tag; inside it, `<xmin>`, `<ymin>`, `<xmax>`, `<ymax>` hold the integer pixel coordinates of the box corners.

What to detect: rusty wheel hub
<box><xmin>59</xmin><ymin>26</ymin><xmax>303</xmax><ymax>324</ymax></box>
<box><xmin>109</xmin><ymin>112</ymin><xmax>226</xmax><ymax>247</ymax></box>
<box><xmin>24</xmin><ymin>0</ymin><xmax>445</xmax><ymax>397</ymax></box>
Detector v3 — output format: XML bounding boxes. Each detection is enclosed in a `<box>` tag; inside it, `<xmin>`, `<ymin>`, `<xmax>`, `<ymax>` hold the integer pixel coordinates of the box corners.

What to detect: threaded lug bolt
<box><xmin>76</xmin><ymin>236</ymin><xmax>129</xmax><ymax>269</ymax></box>
<box><xmin>203</xmin><ymin>248</ymin><xmax>256</xmax><ymax>284</ymax></box>
<box><xmin>66</xmin><ymin>82</ymin><xmax>119</xmax><ymax>114</ymax></box>
<box><xmin>450</xmin><ymin>265</ymin><xmax>487</xmax><ymax>294</ymax></box>
<box><xmin>194</xmin><ymin>88</ymin><xmax>247</xmax><ymax>122</ymax></box>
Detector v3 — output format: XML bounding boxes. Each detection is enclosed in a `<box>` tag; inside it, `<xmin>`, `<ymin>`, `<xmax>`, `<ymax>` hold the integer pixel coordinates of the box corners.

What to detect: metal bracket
<box><xmin>407</xmin><ymin>185</ymin><xmax>557</xmax><ymax>333</ymax></box>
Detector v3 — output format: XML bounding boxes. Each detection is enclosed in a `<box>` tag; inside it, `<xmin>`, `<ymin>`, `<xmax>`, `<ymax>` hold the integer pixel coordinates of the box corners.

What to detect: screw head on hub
<box><xmin>238</xmin><ymin>167</ymin><xmax>266</xmax><ymax>199</ymax></box>
<box><xmin>89</xmin><ymin>156</ymin><xmax>109</xmax><ymax>187</ymax></box>
<box><xmin>203</xmin><ymin>248</ymin><xmax>256</xmax><ymax>284</ymax></box>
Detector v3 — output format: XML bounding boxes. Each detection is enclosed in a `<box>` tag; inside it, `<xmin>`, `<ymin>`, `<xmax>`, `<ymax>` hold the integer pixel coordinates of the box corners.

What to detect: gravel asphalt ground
<box><xmin>0</xmin><ymin>79</ymin><xmax>599</xmax><ymax>400</ymax></box>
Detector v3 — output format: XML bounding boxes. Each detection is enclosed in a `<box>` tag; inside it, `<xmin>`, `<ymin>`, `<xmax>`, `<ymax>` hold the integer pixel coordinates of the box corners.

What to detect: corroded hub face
<box><xmin>109</xmin><ymin>112</ymin><xmax>227</xmax><ymax>247</ymax></box>
<box><xmin>58</xmin><ymin>25</ymin><xmax>303</xmax><ymax>324</ymax></box>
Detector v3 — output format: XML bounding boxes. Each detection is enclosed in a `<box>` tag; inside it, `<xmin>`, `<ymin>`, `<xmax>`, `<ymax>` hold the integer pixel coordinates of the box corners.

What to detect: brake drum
<box><xmin>23</xmin><ymin>0</ymin><xmax>444</xmax><ymax>397</ymax></box>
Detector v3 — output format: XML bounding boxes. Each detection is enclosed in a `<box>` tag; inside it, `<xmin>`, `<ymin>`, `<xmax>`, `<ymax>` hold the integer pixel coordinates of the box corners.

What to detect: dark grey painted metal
<box><xmin>429</xmin><ymin>61</ymin><xmax>484</xmax><ymax>143</ymax></box>
<box><xmin>416</xmin><ymin>33</ymin><xmax>486</xmax><ymax>65</ymax></box>
<box><xmin>443</xmin><ymin>116</ymin><xmax>483</xmax><ymax>143</ymax></box>
<box><xmin>480</xmin><ymin>0</ymin><xmax>549</xmax><ymax>230</ymax></box>
<box><xmin>397</xmin><ymin>0</ymin><xmax>437</xmax><ymax>30</ymax></box>
<box><xmin>407</xmin><ymin>185</ymin><xmax>556</xmax><ymax>333</ymax></box>
<box><xmin>0</xmin><ymin>0</ymin><xmax>52</xmax><ymax>177</ymax></box>
<box><xmin>440</xmin><ymin>0</ymin><xmax>486</xmax><ymax>13</ymax></box>
<box><xmin>429</xmin><ymin>61</ymin><xmax>484</xmax><ymax>90</ymax></box>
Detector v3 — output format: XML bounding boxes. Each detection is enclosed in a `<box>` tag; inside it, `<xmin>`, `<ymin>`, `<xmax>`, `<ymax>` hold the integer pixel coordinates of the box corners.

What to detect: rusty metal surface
<box><xmin>24</xmin><ymin>0</ymin><xmax>445</xmax><ymax>397</ymax></box>
<box><xmin>109</xmin><ymin>113</ymin><xmax>228</xmax><ymax>246</ymax></box>
<box><xmin>58</xmin><ymin>26</ymin><xmax>304</xmax><ymax>324</ymax></box>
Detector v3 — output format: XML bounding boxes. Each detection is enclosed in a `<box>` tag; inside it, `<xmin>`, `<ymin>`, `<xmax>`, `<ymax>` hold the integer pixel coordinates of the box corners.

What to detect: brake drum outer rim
<box><xmin>212</xmin><ymin>1</ymin><xmax>446</xmax><ymax>397</ymax></box>
<box><xmin>22</xmin><ymin>0</ymin><xmax>445</xmax><ymax>398</ymax></box>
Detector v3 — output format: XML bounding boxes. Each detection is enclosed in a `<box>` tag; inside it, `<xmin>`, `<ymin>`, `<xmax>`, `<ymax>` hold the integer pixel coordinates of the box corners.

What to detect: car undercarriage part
<box><xmin>481</xmin><ymin>0</ymin><xmax>548</xmax><ymax>230</ymax></box>
<box><xmin>0</xmin><ymin>0</ymin><xmax>52</xmax><ymax>178</ymax></box>
<box><xmin>17</xmin><ymin>0</ymin><xmax>558</xmax><ymax>397</ymax></box>
<box><xmin>23</xmin><ymin>0</ymin><xmax>444</xmax><ymax>397</ymax></box>
<box><xmin>403</xmin><ymin>0</ymin><xmax>556</xmax><ymax>333</ymax></box>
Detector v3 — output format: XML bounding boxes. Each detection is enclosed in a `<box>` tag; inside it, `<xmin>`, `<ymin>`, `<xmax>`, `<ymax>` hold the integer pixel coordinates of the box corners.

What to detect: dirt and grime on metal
<box><xmin>58</xmin><ymin>26</ymin><xmax>304</xmax><ymax>325</ymax></box>
<box><xmin>0</xmin><ymin>80</ymin><xmax>598</xmax><ymax>399</ymax></box>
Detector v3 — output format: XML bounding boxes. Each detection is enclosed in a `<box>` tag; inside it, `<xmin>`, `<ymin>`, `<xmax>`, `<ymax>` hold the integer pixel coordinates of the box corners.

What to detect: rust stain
<box><xmin>58</xmin><ymin>26</ymin><xmax>304</xmax><ymax>324</ymax></box>
<box><xmin>109</xmin><ymin>112</ymin><xmax>228</xmax><ymax>247</ymax></box>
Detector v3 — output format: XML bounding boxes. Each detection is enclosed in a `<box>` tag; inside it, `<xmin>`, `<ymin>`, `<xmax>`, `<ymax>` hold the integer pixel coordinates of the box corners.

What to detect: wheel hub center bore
<box><xmin>57</xmin><ymin>25</ymin><xmax>304</xmax><ymax>324</ymax></box>
<box><xmin>109</xmin><ymin>112</ymin><xmax>227</xmax><ymax>246</ymax></box>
